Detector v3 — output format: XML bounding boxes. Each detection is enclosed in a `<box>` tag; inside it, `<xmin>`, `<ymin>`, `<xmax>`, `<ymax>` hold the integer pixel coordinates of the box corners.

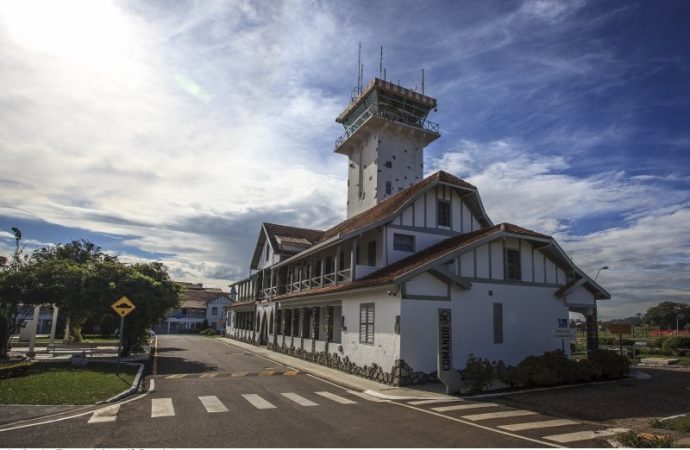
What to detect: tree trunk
<box><xmin>63</xmin><ymin>316</ymin><xmax>71</xmax><ymax>344</ymax></box>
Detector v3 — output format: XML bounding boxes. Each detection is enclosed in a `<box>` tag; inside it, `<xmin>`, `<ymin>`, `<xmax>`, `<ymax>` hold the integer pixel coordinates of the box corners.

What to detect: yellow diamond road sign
<box><xmin>111</xmin><ymin>296</ymin><xmax>136</xmax><ymax>318</ymax></box>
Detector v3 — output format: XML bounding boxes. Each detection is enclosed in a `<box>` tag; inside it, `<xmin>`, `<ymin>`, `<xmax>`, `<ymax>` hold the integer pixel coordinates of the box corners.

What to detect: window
<box><xmin>359</xmin><ymin>303</ymin><xmax>375</xmax><ymax>345</ymax></box>
<box><xmin>493</xmin><ymin>303</ymin><xmax>504</xmax><ymax>344</ymax></box>
<box><xmin>211</xmin><ymin>307</ymin><xmax>218</xmax><ymax>315</ymax></box>
<box><xmin>384</xmin><ymin>161</ymin><xmax>392</xmax><ymax>168</ymax></box>
<box><xmin>302</xmin><ymin>308</ymin><xmax>311</xmax><ymax>338</ymax></box>
<box><xmin>265</xmin><ymin>245</ymin><xmax>269</xmax><ymax>261</ymax></box>
<box><xmin>505</xmin><ymin>249</ymin><xmax>522</xmax><ymax>281</ymax></box>
<box><xmin>437</xmin><ymin>200</ymin><xmax>451</xmax><ymax>227</ymax></box>
<box><xmin>313</xmin><ymin>309</ymin><xmax>320</xmax><ymax>340</ymax></box>
<box><xmin>385</xmin><ymin>180</ymin><xmax>392</xmax><ymax>195</ymax></box>
<box><xmin>393</xmin><ymin>233</ymin><xmax>415</xmax><ymax>252</ymax></box>
<box><xmin>367</xmin><ymin>241</ymin><xmax>376</xmax><ymax>266</ymax></box>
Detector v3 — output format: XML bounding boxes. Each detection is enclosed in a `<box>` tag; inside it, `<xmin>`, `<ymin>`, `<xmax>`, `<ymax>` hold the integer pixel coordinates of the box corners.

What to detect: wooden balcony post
<box><xmin>351</xmin><ymin>237</ymin><xmax>358</xmax><ymax>282</ymax></box>
<box><xmin>335</xmin><ymin>246</ymin><xmax>341</xmax><ymax>284</ymax></box>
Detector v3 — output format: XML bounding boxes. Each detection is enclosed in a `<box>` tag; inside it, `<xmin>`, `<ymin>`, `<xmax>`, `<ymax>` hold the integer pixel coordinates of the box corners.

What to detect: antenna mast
<box><xmin>422</xmin><ymin>69</ymin><xmax>425</xmax><ymax>95</ymax></box>
<box><xmin>357</xmin><ymin>42</ymin><xmax>362</xmax><ymax>95</ymax></box>
<box><xmin>379</xmin><ymin>46</ymin><xmax>383</xmax><ymax>79</ymax></box>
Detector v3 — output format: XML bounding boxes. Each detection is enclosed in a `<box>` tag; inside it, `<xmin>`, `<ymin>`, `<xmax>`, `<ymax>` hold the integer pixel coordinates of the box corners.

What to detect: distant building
<box><xmin>155</xmin><ymin>282</ymin><xmax>232</xmax><ymax>334</ymax></box>
<box><xmin>227</xmin><ymin>78</ymin><xmax>609</xmax><ymax>386</ymax></box>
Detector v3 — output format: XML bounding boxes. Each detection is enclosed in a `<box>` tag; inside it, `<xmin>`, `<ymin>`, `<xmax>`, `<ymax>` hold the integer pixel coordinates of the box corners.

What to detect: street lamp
<box><xmin>594</xmin><ymin>266</ymin><xmax>609</xmax><ymax>282</ymax></box>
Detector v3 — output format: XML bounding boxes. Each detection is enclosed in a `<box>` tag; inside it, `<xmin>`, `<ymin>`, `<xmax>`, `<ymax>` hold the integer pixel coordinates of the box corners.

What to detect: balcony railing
<box><xmin>335</xmin><ymin>103</ymin><xmax>439</xmax><ymax>149</ymax></box>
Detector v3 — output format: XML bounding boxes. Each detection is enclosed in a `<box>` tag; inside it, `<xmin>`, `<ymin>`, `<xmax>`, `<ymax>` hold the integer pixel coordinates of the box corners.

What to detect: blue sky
<box><xmin>0</xmin><ymin>0</ymin><xmax>688</xmax><ymax>319</ymax></box>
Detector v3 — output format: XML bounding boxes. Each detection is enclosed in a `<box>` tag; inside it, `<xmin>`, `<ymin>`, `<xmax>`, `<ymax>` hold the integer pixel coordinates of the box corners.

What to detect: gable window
<box><xmin>493</xmin><ymin>303</ymin><xmax>504</xmax><ymax>344</ymax></box>
<box><xmin>359</xmin><ymin>303</ymin><xmax>375</xmax><ymax>345</ymax></box>
<box><xmin>367</xmin><ymin>241</ymin><xmax>376</xmax><ymax>266</ymax></box>
<box><xmin>437</xmin><ymin>200</ymin><xmax>451</xmax><ymax>227</ymax></box>
<box><xmin>393</xmin><ymin>233</ymin><xmax>415</xmax><ymax>252</ymax></box>
<box><xmin>505</xmin><ymin>249</ymin><xmax>522</xmax><ymax>281</ymax></box>
<box><xmin>265</xmin><ymin>245</ymin><xmax>269</xmax><ymax>261</ymax></box>
<box><xmin>211</xmin><ymin>307</ymin><xmax>218</xmax><ymax>315</ymax></box>
<box><xmin>385</xmin><ymin>180</ymin><xmax>392</xmax><ymax>195</ymax></box>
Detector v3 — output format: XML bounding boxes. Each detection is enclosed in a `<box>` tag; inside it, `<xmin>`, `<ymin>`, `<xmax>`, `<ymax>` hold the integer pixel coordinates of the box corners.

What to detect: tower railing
<box><xmin>334</xmin><ymin>104</ymin><xmax>439</xmax><ymax>149</ymax></box>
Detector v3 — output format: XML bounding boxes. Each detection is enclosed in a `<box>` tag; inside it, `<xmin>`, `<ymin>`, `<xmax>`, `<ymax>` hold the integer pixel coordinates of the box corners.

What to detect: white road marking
<box><xmin>408</xmin><ymin>398</ymin><xmax>463</xmax><ymax>406</ymax></box>
<box><xmin>199</xmin><ymin>396</ymin><xmax>228</xmax><ymax>413</ymax></box>
<box><xmin>148</xmin><ymin>378</ymin><xmax>155</xmax><ymax>393</ymax></box>
<box><xmin>543</xmin><ymin>428</ymin><xmax>629</xmax><ymax>443</ymax></box>
<box><xmin>432</xmin><ymin>402</ymin><xmax>497</xmax><ymax>412</ymax></box>
<box><xmin>199</xmin><ymin>373</ymin><xmax>219</xmax><ymax>378</ymax></box>
<box><xmin>315</xmin><ymin>391</ymin><xmax>357</xmax><ymax>405</ymax></box>
<box><xmin>242</xmin><ymin>394</ymin><xmax>276</xmax><ymax>410</ymax></box>
<box><xmin>499</xmin><ymin>419</ymin><xmax>579</xmax><ymax>431</ymax></box>
<box><xmin>281</xmin><ymin>392</ymin><xmax>318</xmax><ymax>406</ymax></box>
<box><xmin>87</xmin><ymin>404</ymin><xmax>120</xmax><ymax>424</ymax></box>
<box><xmin>151</xmin><ymin>398</ymin><xmax>175</xmax><ymax>418</ymax></box>
<box><xmin>166</xmin><ymin>374</ymin><xmax>187</xmax><ymax>379</ymax></box>
<box><xmin>346</xmin><ymin>390</ymin><xmax>388</xmax><ymax>402</ymax></box>
<box><xmin>462</xmin><ymin>410</ymin><xmax>537</xmax><ymax>421</ymax></box>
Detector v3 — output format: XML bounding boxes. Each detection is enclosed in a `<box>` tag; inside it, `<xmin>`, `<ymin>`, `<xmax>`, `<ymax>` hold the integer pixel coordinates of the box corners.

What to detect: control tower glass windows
<box><xmin>385</xmin><ymin>181</ymin><xmax>392</xmax><ymax>195</ymax></box>
<box><xmin>437</xmin><ymin>200</ymin><xmax>451</xmax><ymax>227</ymax></box>
<box><xmin>384</xmin><ymin>161</ymin><xmax>392</xmax><ymax>168</ymax></box>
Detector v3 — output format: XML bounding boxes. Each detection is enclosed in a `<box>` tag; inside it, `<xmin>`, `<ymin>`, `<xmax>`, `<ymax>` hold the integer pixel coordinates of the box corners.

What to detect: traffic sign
<box><xmin>111</xmin><ymin>296</ymin><xmax>136</xmax><ymax>318</ymax></box>
<box><xmin>551</xmin><ymin>328</ymin><xmax>576</xmax><ymax>340</ymax></box>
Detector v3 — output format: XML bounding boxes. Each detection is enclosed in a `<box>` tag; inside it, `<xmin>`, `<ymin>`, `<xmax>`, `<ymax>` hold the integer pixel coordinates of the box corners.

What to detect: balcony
<box><xmin>335</xmin><ymin>103</ymin><xmax>439</xmax><ymax>151</ymax></box>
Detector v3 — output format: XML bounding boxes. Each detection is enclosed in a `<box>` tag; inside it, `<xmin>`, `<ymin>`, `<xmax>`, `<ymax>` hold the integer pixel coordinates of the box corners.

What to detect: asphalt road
<box><xmin>0</xmin><ymin>335</ymin><xmax>624</xmax><ymax>447</ymax></box>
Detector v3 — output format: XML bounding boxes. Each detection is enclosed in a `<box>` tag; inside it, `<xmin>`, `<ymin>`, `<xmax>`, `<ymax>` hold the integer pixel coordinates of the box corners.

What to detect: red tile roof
<box><xmin>264</xmin><ymin>223</ymin><xmax>324</xmax><ymax>252</ymax></box>
<box><xmin>178</xmin><ymin>284</ymin><xmax>229</xmax><ymax>309</ymax></box>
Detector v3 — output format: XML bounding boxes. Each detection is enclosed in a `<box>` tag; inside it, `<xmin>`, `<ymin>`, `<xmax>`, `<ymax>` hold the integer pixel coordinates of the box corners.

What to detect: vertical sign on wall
<box><xmin>437</xmin><ymin>308</ymin><xmax>462</xmax><ymax>394</ymax></box>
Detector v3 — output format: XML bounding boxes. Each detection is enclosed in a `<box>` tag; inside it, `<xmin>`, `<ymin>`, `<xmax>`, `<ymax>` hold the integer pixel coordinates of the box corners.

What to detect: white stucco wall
<box><xmin>340</xmin><ymin>289</ymin><xmax>401</xmax><ymax>371</ymax></box>
<box><xmin>400</xmin><ymin>280</ymin><xmax>570</xmax><ymax>373</ymax></box>
<box><xmin>564</xmin><ymin>285</ymin><xmax>596</xmax><ymax>307</ymax></box>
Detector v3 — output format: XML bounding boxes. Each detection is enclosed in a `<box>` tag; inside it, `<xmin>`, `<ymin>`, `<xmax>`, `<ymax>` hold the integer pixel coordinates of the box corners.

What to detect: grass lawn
<box><xmin>652</xmin><ymin>415</ymin><xmax>690</xmax><ymax>433</ymax></box>
<box><xmin>10</xmin><ymin>336</ymin><xmax>118</xmax><ymax>346</ymax></box>
<box><xmin>0</xmin><ymin>362</ymin><xmax>137</xmax><ymax>405</ymax></box>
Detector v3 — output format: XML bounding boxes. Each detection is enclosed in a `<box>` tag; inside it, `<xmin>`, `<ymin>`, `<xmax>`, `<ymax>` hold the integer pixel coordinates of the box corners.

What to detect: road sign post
<box><xmin>111</xmin><ymin>296</ymin><xmax>136</xmax><ymax>376</ymax></box>
<box><xmin>609</xmin><ymin>323</ymin><xmax>631</xmax><ymax>357</ymax></box>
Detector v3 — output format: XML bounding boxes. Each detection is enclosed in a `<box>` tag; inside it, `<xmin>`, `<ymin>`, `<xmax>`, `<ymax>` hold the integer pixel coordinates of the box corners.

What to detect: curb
<box><xmin>215</xmin><ymin>337</ymin><xmax>451</xmax><ymax>400</ymax></box>
<box><xmin>102</xmin><ymin>362</ymin><xmax>145</xmax><ymax>403</ymax></box>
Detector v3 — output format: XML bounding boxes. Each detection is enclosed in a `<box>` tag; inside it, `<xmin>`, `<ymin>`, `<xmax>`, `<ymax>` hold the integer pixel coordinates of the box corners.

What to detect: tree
<box><xmin>643</xmin><ymin>301</ymin><xmax>690</xmax><ymax>330</ymax></box>
<box><xmin>0</xmin><ymin>228</ymin><xmax>32</xmax><ymax>359</ymax></box>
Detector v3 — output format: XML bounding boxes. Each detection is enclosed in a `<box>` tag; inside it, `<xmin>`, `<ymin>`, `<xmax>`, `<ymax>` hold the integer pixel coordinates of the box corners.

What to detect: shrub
<box><xmin>199</xmin><ymin>328</ymin><xmax>218</xmax><ymax>336</ymax></box>
<box><xmin>589</xmin><ymin>349</ymin><xmax>630</xmax><ymax>380</ymax></box>
<box><xmin>98</xmin><ymin>314</ymin><xmax>118</xmax><ymax>337</ymax></box>
<box><xmin>660</xmin><ymin>336</ymin><xmax>690</xmax><ymax>355</ymax></box>
<box><xmin>462</xmin><ymin>355</ymin><xmax>495</xmax><ymax>393</ymax></box>
<box><xmin>0</xmin><ymin>361</ymin><xmax>33</xmax><ymax>379</ymax></box>
<box><xmin>616</xmin><ymin>430</ymin><xmax>673</xmax><ymax>448</ymax></box>
<box><xmin>650</xmin><ymin>336</ymin><xmax>670</xmax><ymax>348</ymax></box>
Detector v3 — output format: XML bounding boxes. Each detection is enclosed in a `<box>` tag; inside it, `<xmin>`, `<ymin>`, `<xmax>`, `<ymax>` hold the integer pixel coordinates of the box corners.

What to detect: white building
<box><xmin>227</xmin><ymin>78</ymin><xmax>609</xmax><ymax>386</ymax></box>
<box><xmin>156</xmin><ymin>283</ymin><xmax>232</xmax><ymax>334</ymax></box>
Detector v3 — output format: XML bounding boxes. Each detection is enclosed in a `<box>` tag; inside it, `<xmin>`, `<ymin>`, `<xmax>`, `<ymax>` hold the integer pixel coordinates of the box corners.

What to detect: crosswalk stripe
<box><xmin>166</xmin><ymin>374</ymin><xmax>187</xmax><ymax>379</ymax></box>
<box><xmin>242</xmin><ymin>394</ymin><xmax>276</xmax><ymax>410</ymax></box>
<box><xmin>315</xmin><ymin>391</ymin><xmax>357</xmax><ymax>405</ymax></box>
<box><xmin>199</xmin><ymin>396</ymin><xmax>228</xmax><ymax>413</ymax></box>
<box><xmin>543</xmin><ymin>428</ymin><xmax>628</xmax><ymax>443</ymax></box>
<box><xmin>499</xmin><ymin>419</ymin><xmax>579</xmax><ymax>431</ymax></box>
<box><xmin>408</xmin><ymin>398</ymin><xmax>462</xmax><ymax>406</ymax></box>
<box><xmin>151</xmin><ymin>398</ymin><xmax>175</xmax><ymax>418</ymax></box>
<box><xmin>258</xmin><ymin>370</ymin><xmax>274</xmax><ymax>376</ymax></box>
<box><xmin>346</xmin><ymin>390</ymin><xmax>387</xmax><ymax>402</ymax></box>
<box><xmin>462</xmin><ymin>410</ymin><xmax>536</xmax><ymax>421</ymax></box>
<box><xmin>200</xmin><ymin>373</ymin><xmax>219</xmax><ymax>378</ymax></box>
<box><xmin>283</xmin><ymin>370</ymin><xmax>299</xmax><ymax>376</ymax></box>
<box><xmin>432</xmin><ymin>402</ymin><xmax>497</xmax><ymax>412</ymax></box>
<box><xmin>281</xmin><ymin>392</ymin><xmax>318</xmax><ymax>406</ymax></box>
<box><xmin>231</xmin><ymin>372</ymin><xmax>247</xmax><ymax>377</ymax></box>
<box><xmin>87</xmin><ymin>404</ymin><xmax>120</xmax><ymax>423</ymax></box>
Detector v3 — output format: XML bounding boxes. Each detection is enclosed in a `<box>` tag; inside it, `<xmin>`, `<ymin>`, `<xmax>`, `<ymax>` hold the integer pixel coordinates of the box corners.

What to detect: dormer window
<box><xmin>384</xmin><ymin>161</ymin><xmax>392</xmax><ymax>168</ymax></box>
<box><xmin>505</xmin><ymin>249</ymin><xmax>521</xmax><ymax>281</ymax></box>
<box><xmin>265</xmin><ymin>245</ymin><xmax>269</xmax><ymax>261</ymax></box>
<box><xmin>437</xmin><ymin>200</ymin><xmax>451</xmax><ymax>227</ymax></box>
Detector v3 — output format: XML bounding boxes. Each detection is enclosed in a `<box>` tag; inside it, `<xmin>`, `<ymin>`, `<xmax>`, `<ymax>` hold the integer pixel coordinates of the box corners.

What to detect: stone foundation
<box><xmin>238</xmin><ymin>336</ymin><xmax>437</xmax><ymax>386</ymax></box>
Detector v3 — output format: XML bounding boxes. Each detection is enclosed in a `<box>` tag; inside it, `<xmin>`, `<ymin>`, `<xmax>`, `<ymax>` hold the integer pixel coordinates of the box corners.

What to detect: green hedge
<box><xmin>497</xmin><ymin>349</ymin><xmax>630</xmax><ymax>389</ymax></box>
<box><xmin>650</xmin><ymin>336</ymin><xmax>690</xmax><ymax>355</ymax></box>
<box><xmin>199</xmin><ymin>328</ymin><xmax>218</xmax><ymax>336</ymax></box>
<box><xmin>0</xmin><ymin>361</ymin><xmax>33</xmax><ymax>380</ymax></box>
<box><xmin>599</xmin><ymin>336</ymin><xmax>635</xmax><ymax>346</ymax></box>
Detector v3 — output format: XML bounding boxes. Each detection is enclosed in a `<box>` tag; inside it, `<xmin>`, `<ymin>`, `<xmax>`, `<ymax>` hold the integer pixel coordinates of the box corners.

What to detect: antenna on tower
<box><xmin>357</xmin><ymin>42</ymin><xmax>362</xmax><ymax>95</ymax></box>
<box><xmin>421</xmin><ymin>69</ymin><xmax>425</xmax><ymax>95</ymax></box>
<box><xmin>383</xmin><ymin>67</ymin><xmax>387</xmax><ymax>80</ymax></box>
<box><xmin>379</xmin><ymin>46</ymin><xmax>383</xmax><ymax>79</ymax></box>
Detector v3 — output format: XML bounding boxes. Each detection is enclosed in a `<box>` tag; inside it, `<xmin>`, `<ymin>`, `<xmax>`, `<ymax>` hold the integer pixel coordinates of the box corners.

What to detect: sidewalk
<box><xmin>215</xmin><ymin>337</ymin><xmax>454</xmax><ymax>400</ymax></box>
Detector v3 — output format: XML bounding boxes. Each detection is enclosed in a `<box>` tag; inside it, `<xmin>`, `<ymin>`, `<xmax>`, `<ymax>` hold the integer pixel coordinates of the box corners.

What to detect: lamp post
<box><xmin>594</xmin><ymin>266</ymin><xmax>609</xmax><ymax>282</ymax></box>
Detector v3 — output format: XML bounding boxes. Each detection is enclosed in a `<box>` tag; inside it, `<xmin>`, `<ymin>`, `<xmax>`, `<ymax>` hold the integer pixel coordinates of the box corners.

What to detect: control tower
<box><xmin>334</xmin><ymin>78</ymin><xmax>440</xmax><ymax>218</ymax></box>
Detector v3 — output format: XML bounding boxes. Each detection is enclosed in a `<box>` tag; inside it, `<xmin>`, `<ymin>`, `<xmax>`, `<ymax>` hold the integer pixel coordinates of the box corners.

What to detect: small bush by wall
<box><xmin>498</xmin><ymin>349</ymin><xmax>630</xmax><ymax>389</ymax></box>
<box><xmin>199</xmin><ymin>328</ymin><xmax>218</xmax><ymax>336</ymax></box>
<box><xmin>462</xmin><ymin>355</ymin><xmax>496</xmax><ymax>393</ymax></box>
